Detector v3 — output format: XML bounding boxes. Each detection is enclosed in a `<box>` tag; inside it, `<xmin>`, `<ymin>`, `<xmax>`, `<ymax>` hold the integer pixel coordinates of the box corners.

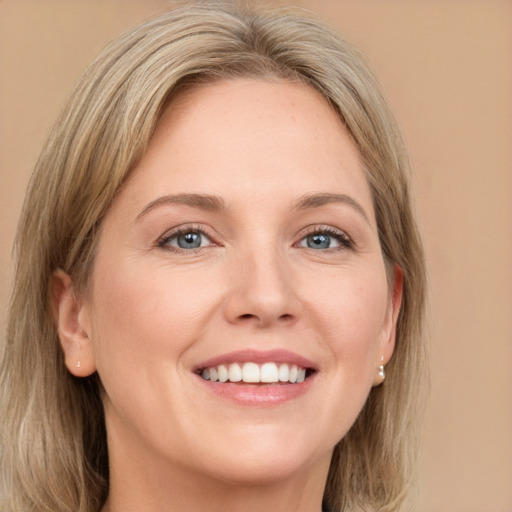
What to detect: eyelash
<box><xmin>156</xmin><ymin>225</ymin><xmax>354</xmax><ymax>253</ymax></box>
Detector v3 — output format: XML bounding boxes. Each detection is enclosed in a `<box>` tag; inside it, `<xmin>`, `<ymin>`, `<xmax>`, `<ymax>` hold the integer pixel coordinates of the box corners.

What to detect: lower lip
<box><xmin>195</xmin><ymin>374</ymin><xmax>315</xmax><ymax>406</ymax></box>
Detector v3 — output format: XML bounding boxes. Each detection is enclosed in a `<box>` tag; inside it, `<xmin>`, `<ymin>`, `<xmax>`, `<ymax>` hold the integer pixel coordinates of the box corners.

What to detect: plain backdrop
<box><xmin>1</xmin><ymin>1</ymin><xmax>511</xmax><ymax>511</ymax></box>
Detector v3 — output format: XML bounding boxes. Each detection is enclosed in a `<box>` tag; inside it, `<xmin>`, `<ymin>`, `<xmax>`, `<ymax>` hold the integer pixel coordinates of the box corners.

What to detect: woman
<box><xmin>0</xmin><ymin>4</ymin><xmax>427</xmax><ymax>512</ymax></box>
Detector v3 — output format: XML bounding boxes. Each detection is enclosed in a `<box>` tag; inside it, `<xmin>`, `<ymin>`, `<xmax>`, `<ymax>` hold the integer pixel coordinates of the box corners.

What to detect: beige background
<box><xmin>1</xmin><ymin>1</ymin><xmax>511</xmax><ymax>510</ymax></box>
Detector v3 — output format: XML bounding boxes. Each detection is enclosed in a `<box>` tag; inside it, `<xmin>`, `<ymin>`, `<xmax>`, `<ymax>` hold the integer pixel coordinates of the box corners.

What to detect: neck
<box><xmin>102</xmin><ymin>433</ymin><xmax>330</xmax><ymax>512</ymax></box>
<box><xmin>103</xmin><ymin>470</ymin><xmax>327</xmax><ymax>512</ymax></box>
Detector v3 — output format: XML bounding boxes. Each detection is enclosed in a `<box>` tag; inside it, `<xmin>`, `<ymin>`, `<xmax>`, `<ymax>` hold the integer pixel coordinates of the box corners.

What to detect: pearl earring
<box><xmin>378</xmin><ymin>356</ymin><xmax>385</xmax><ymax>381</ymax></box>
<box><xmin>76</xmin><ymin>361</ymin><xmax>81</xmax><ymax>368</ymax></box>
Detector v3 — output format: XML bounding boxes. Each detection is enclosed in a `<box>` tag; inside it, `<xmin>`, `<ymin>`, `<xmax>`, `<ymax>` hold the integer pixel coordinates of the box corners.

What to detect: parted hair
<box><xmin>0</xmin><ymin>3</ymin><xmax>427</xmax><ymax>511</ymax></box>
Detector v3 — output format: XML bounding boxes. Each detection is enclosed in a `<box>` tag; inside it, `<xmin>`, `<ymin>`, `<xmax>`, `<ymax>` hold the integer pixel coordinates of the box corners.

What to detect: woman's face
<box><xmin>68</xmin><ymin>79</ymin><xmax>401</xmax><ymax>485</ymax></box>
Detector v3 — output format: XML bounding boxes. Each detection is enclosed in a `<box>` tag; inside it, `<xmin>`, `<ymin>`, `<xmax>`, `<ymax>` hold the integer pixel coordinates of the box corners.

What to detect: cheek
<box><xmin>85</xmin><ymin>262</ymin><xmax>222</xmax><ymax>441</ymax></box>
<box><xmin>86</xmin><ymin>260</ymin><xmax>219</xmax><ymax>380</ymax></box>
<box><xmin>303</xmin><ymin>264</ymin><xmax>389</xmax><ymax>368</ymax></box>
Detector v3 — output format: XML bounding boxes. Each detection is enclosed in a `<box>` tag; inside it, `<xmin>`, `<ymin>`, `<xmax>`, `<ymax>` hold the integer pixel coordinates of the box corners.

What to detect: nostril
<box><xmin>237</xmin><ymin>313</ymin><xmax>294</xmax><ymax>323</ymax></box>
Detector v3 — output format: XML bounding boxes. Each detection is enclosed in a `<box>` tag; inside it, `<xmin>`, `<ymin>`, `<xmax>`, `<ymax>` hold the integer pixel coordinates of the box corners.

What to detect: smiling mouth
<box><xmin>196</xmin><ymin>362</ymin><xmax>315</xmax><ymax>384</ymax></box>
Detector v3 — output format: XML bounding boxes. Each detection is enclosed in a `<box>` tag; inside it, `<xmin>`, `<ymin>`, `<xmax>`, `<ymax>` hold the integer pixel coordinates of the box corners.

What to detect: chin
<box><xmin>203</xmin><ymin>451</ymin><xmax>327</xmax><ymax>487</ymax></box>
<box><xmin>182</xmin><ymin>426</ymin><xmax>334</xmax><ymax>487</ymax></box>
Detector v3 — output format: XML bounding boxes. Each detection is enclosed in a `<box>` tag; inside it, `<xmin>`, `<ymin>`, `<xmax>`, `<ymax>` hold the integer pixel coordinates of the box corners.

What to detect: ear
<box><xmin>51</xmin><ymin>269</ymin><xmax>96</xmax><ymax>377</ymax></box>
<box><xmin>373</xmin><ymin>264</ymin><xmax>403</xmax><ymax>386</ymax></box>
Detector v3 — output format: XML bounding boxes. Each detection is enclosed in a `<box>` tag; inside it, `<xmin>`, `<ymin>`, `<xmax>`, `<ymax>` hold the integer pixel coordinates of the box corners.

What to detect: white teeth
<box><xmin>289</xmin><ymin>364</ymin><xmax>298</xmax><ymax>383</ymax></box>
<box><xmin>278</xmin><ymin>363</ymin><xmax>289</xmax><ymax>382</ymax></box>
<box><xmin>242</xmin><ymin>362</ymin><xmax>260</xmax><ymax>383</ymax></box>
<box><xmin>260</xmin><ymin>362</ymin><xmax>279</xmax><ymax>383</ymax></box>
<box><xmin>200</xmin><ymin>362</ymin><xmax>310</xmax><ymax>384</ymax></box>
<box><xmin>228</xmin><ymin>363</ymin><xmax>242</xmax><ymax>382</ymax></box>
<box><xmin>218</xmin><ymin>364</ymin><xmax>228</xmax><ymax>383</ymax></box>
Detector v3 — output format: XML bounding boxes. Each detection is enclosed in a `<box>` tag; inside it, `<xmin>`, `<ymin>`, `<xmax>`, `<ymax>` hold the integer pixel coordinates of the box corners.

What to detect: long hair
<box><xmin>0</xmin><ymin>4</ymin><xmax>427</xmax><ymax>511</ymax></box>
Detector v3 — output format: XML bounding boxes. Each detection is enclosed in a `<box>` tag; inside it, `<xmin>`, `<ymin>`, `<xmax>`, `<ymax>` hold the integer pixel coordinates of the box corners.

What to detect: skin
<box><xmin>54</xmin><ymin>79</ymin><xmax>402</xmax><ymax>512</ymax></box>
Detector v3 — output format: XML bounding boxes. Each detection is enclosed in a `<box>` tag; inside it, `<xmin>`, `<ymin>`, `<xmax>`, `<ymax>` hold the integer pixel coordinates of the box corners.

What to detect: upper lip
<box><xmin>193</xmin><ymin>349</ymin><xmax>317</xmax><ymax>372</ymax></box>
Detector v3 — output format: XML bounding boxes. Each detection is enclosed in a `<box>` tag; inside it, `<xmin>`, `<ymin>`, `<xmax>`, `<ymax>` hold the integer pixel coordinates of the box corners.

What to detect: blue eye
<box><xmin>298</xmin><ymin>229</ymin><xmax>351</xmax><ymax>250</ymax></box>
<box><xmin>159</xmin><ymin>229</ymin><xmax>212</xmax><ymax>250</ymax></box>
<box><xmin>305</xmin><ymin>233</ymin><xmax>331</xmax><ymax>249</ymax></box>
<box><xmin>176</xmin><ymin>232</ymin><xmax>203</xmax><ymax>249</ymax></box>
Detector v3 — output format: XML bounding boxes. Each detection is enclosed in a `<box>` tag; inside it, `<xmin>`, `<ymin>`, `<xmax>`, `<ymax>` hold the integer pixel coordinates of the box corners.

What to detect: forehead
<box><xmin>117</xmin><ymin>78</ymin><xmax>374</xmax><ymax>220</ymax></box>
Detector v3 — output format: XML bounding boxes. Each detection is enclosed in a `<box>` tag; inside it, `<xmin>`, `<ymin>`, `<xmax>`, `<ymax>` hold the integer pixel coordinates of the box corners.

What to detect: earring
<box><xmin>378</xmin><ymin>356</ymin><xmax>385</xmax><ymax>381</ymax></box>
<box><xmin>76</xmin><ymin>361</ymin><xmax>81</xmax><ymax>368</ymax></box>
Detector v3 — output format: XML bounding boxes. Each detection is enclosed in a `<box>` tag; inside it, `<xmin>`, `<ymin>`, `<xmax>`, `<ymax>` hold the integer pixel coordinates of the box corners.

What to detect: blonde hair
<box><xmin>0</xmin><ymin>4</ymin><xmax>427</xmax><ymax>511</ymax></box>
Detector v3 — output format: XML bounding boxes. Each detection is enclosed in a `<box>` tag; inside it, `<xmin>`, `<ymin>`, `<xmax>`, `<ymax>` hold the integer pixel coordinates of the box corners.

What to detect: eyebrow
<box><xmin>294</xmin><ymin>193</ymin><xmax>371</xmax><ymax>224</ymax></box>
<box><xmin>136</xmin><ymin>193</ymin><xmax>226</xmax><ymax>221</ymax></box>
<box><xmin>136</xmin><ymin>191</ymin><xmax>370</xmax><ymax>224</ymax></box>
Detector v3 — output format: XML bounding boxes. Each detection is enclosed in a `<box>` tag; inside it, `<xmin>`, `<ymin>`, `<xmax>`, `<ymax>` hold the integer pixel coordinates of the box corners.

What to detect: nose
<box><xmin>223</xmin><ymin>246</ymin><xmax>302</xmax><ymax>328</ymax></box>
